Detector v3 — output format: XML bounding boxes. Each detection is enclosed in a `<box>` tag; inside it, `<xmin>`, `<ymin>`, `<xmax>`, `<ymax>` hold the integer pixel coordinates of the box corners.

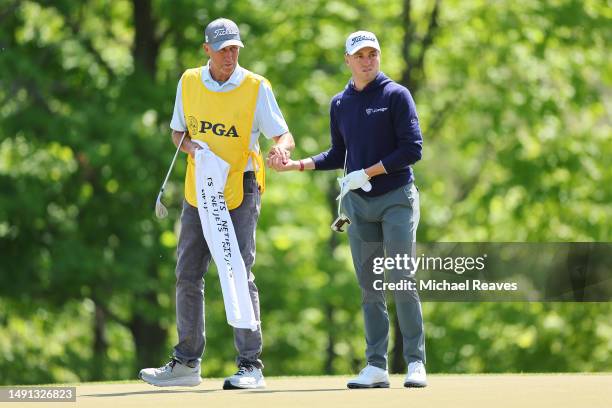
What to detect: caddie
<box><xmin>140</xmin><ymin>17</ymin><xmax>294</xmax><ymax>390</ymax></box>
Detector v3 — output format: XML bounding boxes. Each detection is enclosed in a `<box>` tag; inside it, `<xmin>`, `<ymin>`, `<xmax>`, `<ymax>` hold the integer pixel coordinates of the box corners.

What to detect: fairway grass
<box><xmin>4</xmin><ymin>374</ymin><xmax>611</xmax><ymax>408</ymax></box>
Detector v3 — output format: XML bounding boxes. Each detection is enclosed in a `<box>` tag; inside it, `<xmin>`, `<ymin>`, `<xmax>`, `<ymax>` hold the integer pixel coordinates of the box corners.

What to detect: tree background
<box><xmin>0</xmin><ymin>0</ymin><xmax>610</xmax><ymax>384</ymax></box>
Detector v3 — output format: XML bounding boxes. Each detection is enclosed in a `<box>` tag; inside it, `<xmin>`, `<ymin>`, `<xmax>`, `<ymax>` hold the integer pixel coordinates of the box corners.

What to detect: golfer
<box><xmin>273</xmin><ymin>31</ymin><xmax>426</xmax><ymax>388</ymax></box>
<box><xmin>140</xmin><ymin>17</ymin><xmax>294</xmax><ymax>389</ymax></box>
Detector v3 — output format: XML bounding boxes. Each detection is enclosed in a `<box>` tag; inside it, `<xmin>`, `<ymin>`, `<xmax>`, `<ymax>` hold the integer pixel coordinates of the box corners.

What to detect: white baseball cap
<box><xmin>345</xmin><ymin>30</ymin><xmax>381</xmax><ymax>55</ymax></box>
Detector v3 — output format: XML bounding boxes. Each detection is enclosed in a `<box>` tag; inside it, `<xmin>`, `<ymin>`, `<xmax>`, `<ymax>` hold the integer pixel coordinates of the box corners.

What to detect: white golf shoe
<box><xmin>223</xmin><ymin>364</ymin><xmax>266</xmax><ymax>389</ymax></box>
<box><xmin>347</xmin><ymin>365</ymin><xmax>390</xmax><ymax>389</ymax></box>
<box><xmin>404</xmin><ymin>360</ymin><xmax>427</xmax><ymax>388</ymax></box>
<box><xmin>139</xmin><ymin>358</ymin><xmax>202</xmax><ymax>387</ymax></box>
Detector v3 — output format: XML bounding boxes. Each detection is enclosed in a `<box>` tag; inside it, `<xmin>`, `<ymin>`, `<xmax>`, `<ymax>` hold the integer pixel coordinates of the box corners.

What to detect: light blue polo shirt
<box><xmin>170</xmin><ymin>61</ymin><xmax>289</xmax><ymax>171</ymax></box>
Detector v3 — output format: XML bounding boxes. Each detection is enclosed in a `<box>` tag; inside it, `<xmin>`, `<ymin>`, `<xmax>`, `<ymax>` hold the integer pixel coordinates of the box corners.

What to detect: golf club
<box><xmin>332</xmin><ymin>150</ymin><xmax>351</xmax><ymax>232</ymax></box>
<box><xmin>155</xmin><ymin>132</ymin><xmax>187</xmax><ymax>219</ymax></box>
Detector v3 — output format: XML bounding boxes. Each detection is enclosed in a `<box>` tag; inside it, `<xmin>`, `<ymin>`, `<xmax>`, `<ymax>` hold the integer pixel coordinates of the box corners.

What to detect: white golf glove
<box><xmin>337</xmin><ymin>169</ymin><xmax>372</xmax><ymax>200</ymax></box>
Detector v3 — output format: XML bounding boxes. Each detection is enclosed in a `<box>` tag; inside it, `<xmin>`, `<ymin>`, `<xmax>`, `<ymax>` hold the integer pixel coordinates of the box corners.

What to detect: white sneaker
<box><xmin>404</xmin><ymin>361</ymin><xmax>427</xmax><ymax>388</ymax></box>
<box><xmin>223</xmin><ymin>365</ymin><xmax>266</xmax><ymax>389</ymax></box>
<box><xmin>139</xmin><ymin>359</ymin><xmax>202</xmax><ymax>387</ymax></box>
<box><xmin>347</xmin><ymin>365</ymin><xmax>390</xmax><ymax>389</ymax></box>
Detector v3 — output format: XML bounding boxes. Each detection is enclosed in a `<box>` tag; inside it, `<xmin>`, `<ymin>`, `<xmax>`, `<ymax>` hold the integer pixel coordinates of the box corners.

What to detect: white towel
<box><xmin>193</xmin><ymin>141</ymin><xmax>259</xmax><ymax>331</ymax></box>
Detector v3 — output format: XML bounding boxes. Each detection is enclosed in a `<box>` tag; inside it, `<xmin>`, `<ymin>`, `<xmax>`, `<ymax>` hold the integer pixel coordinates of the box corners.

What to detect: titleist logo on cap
<box><xmin>214</xmin><ymin>27</ymin><xmax>239</xmax><ymax>38</ymax></box>
<box><xmin>345</xmin><ymin>31</ymin><xmax>380</xmax><ymax>55</ymax></box>
<box><xmin>351</xmin><ymin>35</ymin><xmax>377</xmax><ymax>46</ymax></box>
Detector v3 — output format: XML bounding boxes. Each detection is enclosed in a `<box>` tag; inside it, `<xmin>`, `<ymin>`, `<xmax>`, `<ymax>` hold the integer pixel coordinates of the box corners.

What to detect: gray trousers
<box><xmin>342</xmin><ymin>183</ymin><xmax>426</xmax><ymax>370</ymax></box>
<box><xmin>173</xmin><ymin>172</ymin><xmax>263</xmax><ymax>369</ymax></box>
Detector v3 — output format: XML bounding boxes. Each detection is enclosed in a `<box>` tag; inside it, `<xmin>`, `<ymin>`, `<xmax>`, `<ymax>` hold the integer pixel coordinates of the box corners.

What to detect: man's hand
<box><xmin>267</xmin><ymin>132</ymin><xmax>295</xmax><ymax>170</ymax></box>
<box><xmin>266</xmin><ymin>146</ymin><xmax>290</xmax><ymax>170</ymax></box>
<box><xmin>337</xmin><ymin>169</ymin><xmax>372</xmax><ymax>200</ymax></box>
<box><xmin>273</xmin><ymin>158</ymin><xmax>300</xmax><ymax>172</ymax></box>
<box><xmin>187</xmin><ymin>140</ymin><xmax>203</xmax><ymax>159</ymax></box>
<box><xmin>172</xmin><ymin>131</ymin><xmax>202</xmax><ymax>159</ymax></box>
<box><xmin>342</xmin><ymin>169</ymin><xmax>371</xmax><ymax>190</ymax></box>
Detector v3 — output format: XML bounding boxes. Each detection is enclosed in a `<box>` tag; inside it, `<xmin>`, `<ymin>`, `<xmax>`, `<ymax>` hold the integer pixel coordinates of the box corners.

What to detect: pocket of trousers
<box><xmin>243</xmin><ymin>176</ymin><xmax>256</xmax><ymax>195</ymax></box>
<box><xmin>402</xmin><ymin>184</ymin><xmax>418</xmax><ymax>208</ymax></box>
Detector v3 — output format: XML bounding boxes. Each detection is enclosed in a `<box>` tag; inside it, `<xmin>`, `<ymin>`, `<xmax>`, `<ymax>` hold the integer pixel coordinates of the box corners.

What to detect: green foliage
<box><xmin>0</xmin><ymin>0</ymin><xmax>610</xmax><ymax>384</ymax></box>
<box><xmin>425</xmin><ymin>303</ymin><xmax>612</xmax><ymax>373</ymax></box>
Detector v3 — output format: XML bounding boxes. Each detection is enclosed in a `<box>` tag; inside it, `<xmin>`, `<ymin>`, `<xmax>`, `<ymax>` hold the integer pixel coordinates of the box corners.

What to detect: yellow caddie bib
<box><xmin>181</xmin><ymin>67</ymin><xmax>267</xmax><ymax>209</ymax></box>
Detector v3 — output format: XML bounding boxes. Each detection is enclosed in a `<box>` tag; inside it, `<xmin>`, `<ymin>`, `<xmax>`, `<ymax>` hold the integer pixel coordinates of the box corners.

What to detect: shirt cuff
<box><xmin>379</xmin><ymin>160</ymin><xmax>388</xmax><ymax>174</ymax></box>
<box><xmin>170</xmin><ymin>122</ymin><xmax>186</xmax><ymax>132</ymax></box>
<box><xmin>311</xmin><ymin>154</ymin><xmax>324</xmax><ymax>170</ymax></box>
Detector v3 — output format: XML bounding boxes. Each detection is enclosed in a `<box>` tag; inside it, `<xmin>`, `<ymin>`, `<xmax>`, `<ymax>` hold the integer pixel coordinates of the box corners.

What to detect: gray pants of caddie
<box><xmin>342</xmin><ymin>183</ymin><xmax>426</xmax><ymax>370</ymax></box>
<box><xmin>173</xmin><ymin>172</ymin><xmax>263</xmax><ymax>369</ymax></box>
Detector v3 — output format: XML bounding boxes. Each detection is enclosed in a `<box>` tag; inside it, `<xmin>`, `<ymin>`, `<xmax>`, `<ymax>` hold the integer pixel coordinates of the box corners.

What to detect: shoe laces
<box><xmin>162</xmin><ymin>358</ymin><xmax>180</xmax><ymax>372</ymax></box>
<box><xmin>360</xmin><ymin>365</ymin><xmax>378</xmax><ymax>375</ymax></box>
<box><xmin>409</xmin><ymin>361</ymin><xmax>424</xmax><ymax>374</ymax></box>
<box><xmin>235</xmin><ymin>364</ymin><xmax>254</xmax><ymax>376</ymax></box>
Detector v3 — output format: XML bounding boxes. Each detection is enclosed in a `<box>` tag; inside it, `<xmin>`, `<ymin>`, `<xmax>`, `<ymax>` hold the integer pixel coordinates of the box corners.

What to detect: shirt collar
<box><xmin>348</xmin><ymin>72</ymin><xmax>385</xmax><ymax>93</ymax></box>
<box><xmin>202</xmin><ymin>60</ymin><xmax>244</xmax><ymax>88</ymax></box>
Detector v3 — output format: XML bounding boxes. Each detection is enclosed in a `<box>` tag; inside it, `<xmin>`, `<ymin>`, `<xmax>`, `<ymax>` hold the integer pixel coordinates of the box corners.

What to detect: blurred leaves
<box><xmin>0</xmin><ymin>0</ymin><xmax>610</xmax><ymax>384</ymax></box>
